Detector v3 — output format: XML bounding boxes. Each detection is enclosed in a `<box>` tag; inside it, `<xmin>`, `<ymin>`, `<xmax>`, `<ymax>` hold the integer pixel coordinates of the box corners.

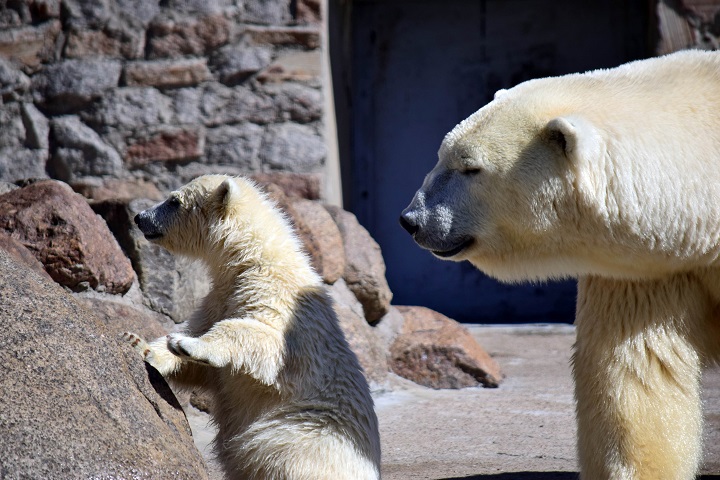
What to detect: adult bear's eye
<box><xmin>168</xmin><ymin>196</ymin><xmax>181</xmax><ymax>208</ymax></box>
<box><xmin>462</xmin><ymin>167</ymin><xmax>482</xmax><ymax>176</ymax></box>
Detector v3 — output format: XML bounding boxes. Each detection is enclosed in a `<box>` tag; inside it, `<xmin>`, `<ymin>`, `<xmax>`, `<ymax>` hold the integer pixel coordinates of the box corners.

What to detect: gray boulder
<box><xmin>81</xmin><ymin>87</ymin><xmax>174</xmax><ymax>129</ymax></box>
<box><xmin>21</xmin><ymin>103</ymin><xmax>49</xmax><ymax>150</ymax></box>
<box><xmin>204</xmin><ymin>123</ymin><xmax>263</xmax><ymax>169</ymax></box>
<box><xmin>210</xmin><ymin>43</ymin><xmax>273</xmax><ymax>85</ymax></box>
<box><xmin>259</xmin><ymin>123</ymin><xmax>326</xmax><ymax>172</ymax></box>
<box><xmin>242</xmin><ymin>0</ymin><xmax>292</xmax><ymax>25</ymax></box>
<box><xmin>0</xmin><ymin>57</ymin><xmax>30</xmax><ymax>100</ymax></box>
<box><xmin>93</xmin><ymin>197</ymin><xmax>211</xmax><ymax>323</ymax></box>
<box><xmin>0</xmin><ymin>148</ymin><xmax>48</xmax><ymax>183</ymax></box>
<box><xmin>36</xmin><ymin>58</ymin><xmax>122</xmax><ymax>113</ymax></box>
<box><xmin>197</xmin><ymin>82</ymin><xmax>275</xmax><ymax>126</ymax></box>
<box><xmin>0</xmin><ymin>249</ymin><xmax>209</xmax><ymax>478</ymax></box>
<box><xmin>261</xmin><ymin>82</ymin><xmax>323</xmax><ymax>123</ymax></box>
<box><xmin>0</xmin><ymin>103</ymin><xmax>26</xmax><ymax>149</ymax></box>
<box><xmin>50</xmin><ymin>116</ymin><xmax>123</xmax><ymax>181</ymax></box>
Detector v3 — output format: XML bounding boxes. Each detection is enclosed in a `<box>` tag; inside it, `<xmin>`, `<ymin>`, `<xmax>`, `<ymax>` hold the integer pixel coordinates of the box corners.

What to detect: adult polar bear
<box><xmin>400</xmin><ymin>50</ymin><xmax>720</xmax><ymax>479</ymax></box>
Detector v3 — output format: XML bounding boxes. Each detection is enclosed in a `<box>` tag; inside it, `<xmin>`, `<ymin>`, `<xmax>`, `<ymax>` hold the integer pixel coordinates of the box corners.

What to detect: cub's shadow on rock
<box><xmin>441</xmin><ymin>474</ymin><xmax>720</xmax><ymax>480</ymax></box>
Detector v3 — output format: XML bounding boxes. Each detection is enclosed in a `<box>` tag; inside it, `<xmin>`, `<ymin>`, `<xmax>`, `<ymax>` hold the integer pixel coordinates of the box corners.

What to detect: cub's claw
<box><xmin>167</xmin><ymin>334</ymin><xmax>192</xmax><ymax>358</ymax></box>
<box><xmin>167</xmin><ymin>333</ymin><xmax>212</xmax><ymax>366</ymax></box>
<box><xmin>122</xmin><ymin>331</ymin><xmax>150</xmax><ymax>358</ymax></box>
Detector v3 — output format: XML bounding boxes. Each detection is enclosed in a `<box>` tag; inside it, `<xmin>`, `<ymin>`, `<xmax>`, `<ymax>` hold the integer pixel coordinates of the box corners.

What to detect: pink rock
<box><xmin>259</xmin><ymin>184</ymin><xmax>344</xmax><ymax>285</ymax></box>
<box><xmin>288</xmin><ymin>198</ymin><xmax>345</xmax><ymax>285</ymax></box>
<box><xmin>124</xmin><ymin>128</ymin><xmax>204</xmax><ymax>167</ymax></box>
<box><xmin>251</xmin><ymin>172</ymin><xmax>321</xmax><ymax>200</ymax></box>
<box><xmin>0</xmin><ymin>180</ymin><xmax>135</xmax><ymax>294</ymax></box>
<box><xmin>0</xmin><ymin>230</ymin><xmax>52</xmax><ymax>281</ymax></box>
<box><xmin>326</xmin><ymin>205</ymin><xmax>392</xmax><ymax>323</ymax></box>
<box><xmin>147</xmin><ymin>14</ymin><xmax>230</xmax><ymax>59</ymax></box>
<box><xmin>124</xmin><ymin>58</ymin><xmax>211</xmax><ymax>88</ymax></box>
<box><xmin>390</xmin><ymin>306</ymin><xmax>503</xmax><ymax>389</ymax></box>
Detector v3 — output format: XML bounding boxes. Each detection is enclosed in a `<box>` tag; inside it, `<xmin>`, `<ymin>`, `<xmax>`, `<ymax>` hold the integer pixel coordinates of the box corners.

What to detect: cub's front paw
<box><xmin>166</xmin><ymin>333</ymin><xmax>212</xmax><ymax>365</ymax></box>
<box><xmin>122</xmin><ymin>331</ymin><xmax>150</xmax><ymax>358</ymax></box>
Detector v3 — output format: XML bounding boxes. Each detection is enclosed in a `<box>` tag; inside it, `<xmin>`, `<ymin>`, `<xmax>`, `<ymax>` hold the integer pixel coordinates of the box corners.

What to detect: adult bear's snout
<box><xmin>399</xmin><ymin>210</ymin><xmax>419</xmax><ymax>236</ymax></box>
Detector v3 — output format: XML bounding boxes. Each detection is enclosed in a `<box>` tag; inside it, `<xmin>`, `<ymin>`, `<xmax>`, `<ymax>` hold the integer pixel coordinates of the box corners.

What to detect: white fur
<box><xmin>402</xmin><ymin>50</ymin><xmax>720</xmax><ymax>479</ymax></box>
<box><xmin>127</xmin><ymin>175</ymin><xmax>381</xmax><ymax>480</ymax></box>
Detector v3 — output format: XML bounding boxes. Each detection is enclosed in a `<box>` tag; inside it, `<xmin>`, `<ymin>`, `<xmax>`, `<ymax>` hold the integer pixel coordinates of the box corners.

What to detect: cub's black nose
<box><xmin>133</xmin><ymin>213</ymin><xmax>141</xmax><ymax>226</ymax></box>
<box><xmin>399</xmin><ymin>213</ymin><xmax>418</xmax><ymax>235</ymax></box>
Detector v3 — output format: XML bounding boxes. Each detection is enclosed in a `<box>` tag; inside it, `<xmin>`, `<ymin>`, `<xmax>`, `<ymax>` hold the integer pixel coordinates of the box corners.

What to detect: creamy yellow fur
<box><xmin>126</xmin><ymin>175</ymin><xmax>381</xmax><ymax>480</ymax></box>
<box><xmin>401</xmin><ymin>50</ymin><xmax>720</xmax><ymax>479</ymax></box>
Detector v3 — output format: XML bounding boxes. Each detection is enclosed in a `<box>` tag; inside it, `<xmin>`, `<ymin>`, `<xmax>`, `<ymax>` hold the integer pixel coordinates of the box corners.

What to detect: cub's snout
<box><xmin>134</xmin><ymin>208</ymin><xmax>165</xmax><ymax>240</ymax></box>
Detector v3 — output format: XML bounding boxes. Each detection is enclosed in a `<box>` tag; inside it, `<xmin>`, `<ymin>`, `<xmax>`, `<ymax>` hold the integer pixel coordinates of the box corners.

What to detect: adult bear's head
<box><xmin>400</xmin><ymin>83</ymin><xmax>603</xmax><ymax>283</ymax></box>
<box><xmin>398</xmin><ymin>55</ymin><xmax>716</xmax><ymax>284</ymax></box>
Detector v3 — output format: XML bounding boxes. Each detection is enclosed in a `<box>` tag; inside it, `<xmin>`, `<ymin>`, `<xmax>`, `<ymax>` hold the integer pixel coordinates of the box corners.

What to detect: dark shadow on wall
<box><xmin>441</xmin><ymin>474</ymin><xmax>720</xmax><ymax>480</ymax></box>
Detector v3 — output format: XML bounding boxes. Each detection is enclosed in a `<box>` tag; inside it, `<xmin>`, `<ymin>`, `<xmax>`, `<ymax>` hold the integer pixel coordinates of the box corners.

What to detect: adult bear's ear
<box><xmin>546</xmin><ymin>115</ymin><xmax>602</xmax><ymax>199</ymax></box>
<box><xmin>216</xmin><ymin>178</ymin><xmax>240</xmax><ymax>208</ymax></box>
<box><xmin>545</xmin><ymin>115</ymin><xmax>599</xmax><ymax>161</ymax></box>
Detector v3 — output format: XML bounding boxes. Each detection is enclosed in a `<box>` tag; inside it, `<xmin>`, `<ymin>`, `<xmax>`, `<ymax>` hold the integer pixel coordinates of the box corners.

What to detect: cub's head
<box><xmin>134</xmin><ymin>174</ymin><xmax>257</xmax><ymax>258</ymax></box>
<box><xmin>400</xmin><ymin>83</ymin><xmax>604</xmax><ymax>282</ymax></box>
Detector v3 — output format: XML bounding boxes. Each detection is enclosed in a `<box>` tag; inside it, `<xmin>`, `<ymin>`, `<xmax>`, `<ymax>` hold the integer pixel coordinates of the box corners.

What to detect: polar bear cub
<box><xmin>125</xmin><ymin>175</ymin><xmax>381</xmax><ymax>480</ymax></box>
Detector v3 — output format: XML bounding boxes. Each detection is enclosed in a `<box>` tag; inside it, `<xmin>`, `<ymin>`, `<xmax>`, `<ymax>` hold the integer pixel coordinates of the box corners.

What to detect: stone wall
<box><xmin>656</xmin><ymin>0</ymin><xmax>720</xmax><ymax>53</ymax></box>
<box><xmin>0</xmin><ymin>0</ymin><xmax>330</xmax><ymax>197</ymax></box>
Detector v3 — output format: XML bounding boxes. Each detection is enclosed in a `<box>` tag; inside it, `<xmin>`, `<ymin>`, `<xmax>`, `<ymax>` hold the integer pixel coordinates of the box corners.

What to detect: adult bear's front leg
<box><xmin>573</xmin><ymin>275</ymin><xmax>706</xmax><ymax>480</ymax></box>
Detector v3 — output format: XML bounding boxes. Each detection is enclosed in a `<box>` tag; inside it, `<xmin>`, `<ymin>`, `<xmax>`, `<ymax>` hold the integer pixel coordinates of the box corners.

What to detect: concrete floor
<box><xmin>378</xmin><ymin>324</ymin><xmax>720</xmax><ymax>480</ymax></box>
<box><xmin>187</xmin><ymin>324</ymin><xmax>720</xmax><ymax>480</ymax></box>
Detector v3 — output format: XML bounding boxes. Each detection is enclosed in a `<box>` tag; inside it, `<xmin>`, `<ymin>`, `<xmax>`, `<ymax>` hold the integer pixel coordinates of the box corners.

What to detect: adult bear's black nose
<box><xmin>399</xmin><ymin>212</ymin><xmax>419</xmax><ymax>235</ymax></box>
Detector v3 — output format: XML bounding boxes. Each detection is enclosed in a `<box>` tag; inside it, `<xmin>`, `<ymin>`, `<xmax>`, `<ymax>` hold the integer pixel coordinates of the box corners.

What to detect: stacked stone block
<box><xmin>0</xmin><ymin>0</ymin><xmax>326</xmax><ymax>194</ymax></box>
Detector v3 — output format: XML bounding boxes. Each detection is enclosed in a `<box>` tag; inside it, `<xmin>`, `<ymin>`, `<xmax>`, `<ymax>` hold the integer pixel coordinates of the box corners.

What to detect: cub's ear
<box><xmin>216</xmin><ymin>178</ymin><xmax>240</xmax><ymax>208</ymax></box>
<box><xmin>545</xmin><ymin>115</ymin><xmax>599</xmax><ymax>160</ymax></box>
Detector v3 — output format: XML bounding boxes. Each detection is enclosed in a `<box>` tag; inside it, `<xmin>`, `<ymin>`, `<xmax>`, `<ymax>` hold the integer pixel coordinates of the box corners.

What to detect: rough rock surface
<box><xmin>0</xmin><ymin>148</ymin><xmax>48</xmax><ymax>181</ymax></box>
<box><xmin>50</xmin><ymin>115</ymin><xmax>124</xmax><ymax>181</ymax></box>
<box><xmin>35</xmin><ymin>58</ymin><xmax>122</xmax><ymax>114</ymax></box>
<box><xmin>0</xmin><ymin>249</ymin><xmax>209</xmax><ymax>479</ymax></box>
<box><xmin>328</xmin><ymin>279</ymin><xmax>389</xmax><ymax>386</ymax></box>
<box><xmin>252</xmin><ymin>171</ymin><xmax>321</xmax><ymax>200</ymax></box>
<box><xmin>0</xmin><ymin>20</ymin><xmax>62</xmax><ymax>72</ymax></box>
<box><xmin>326</xmin><ymin>205</ymin><xmax>393</xmax><ymax>323</ymax></box>
<box><xmin>0</xmin><ymin>180</ymin><xmax>134</xmax><ymax>294</ymax></box>
<box><xmin>146</xmin><ymin>13</ymin><xmax>230</xmax><ymax>59</ymax></box>
<box><xmin>123</xmin><ymin>58</ymin><xmax>211</xmax><ymax>88</ymax></box>
<box><xmin>92</xmin><ymin>197</ymin><xmax>210</xmax><ymax>322</ymax></box>
<box><xmin>390</xmin><ymin>306</ymin><xmax>503</xmax><ymax>389</ymax></box>
<box><xmin>203</xmin><ymin>123</ymin><xmax>263</xmax><ymax>168</ymax></box>
<box><xmin>0</xmin><ymin>2</ymin><xmax>327</xmax><ymax>195</ymax></box>
<box><xmin>210</xmin><ymin>43</ymin><xmax>273</xmax><ymax>85</ymax></box>
<box><xmin>0</xmin><ymin>230</ymin><xmax>51</xmax><ymax>280</ymax></box>
<box><xmin>259</xmin><ymin>122</ymin><xmax>326</xmax><ymax>172</ymax></box>
<box><xmin>72</xmin><ymin>177</ymin><xmax>164</xmax><ymax>202</ymax></box>
<box><xmin>75</xmin><ymin>293</ymin><xmax>174</xmax><ymax>340</ymax></box>
<box><xmin>286</xmin><ymin>197</ymin><xmax>345</xmax><ymax>285</ymax></box>
<box><xmin>0</xmin><ymin>57</ymin><xmax>30</xmax><ymax>100</ymax></box>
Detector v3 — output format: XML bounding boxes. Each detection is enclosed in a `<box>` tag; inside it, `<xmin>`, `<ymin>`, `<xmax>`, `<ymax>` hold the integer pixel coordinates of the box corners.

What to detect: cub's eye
<box><xmin>168</xmin><ymin>196</ymin><xmax>181</xmax><ymax>207</ymax></box>
<box><xmin>462</xmin><ymin>167</ymin><xmax>482</xmax><ymax>176</ymax></box>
